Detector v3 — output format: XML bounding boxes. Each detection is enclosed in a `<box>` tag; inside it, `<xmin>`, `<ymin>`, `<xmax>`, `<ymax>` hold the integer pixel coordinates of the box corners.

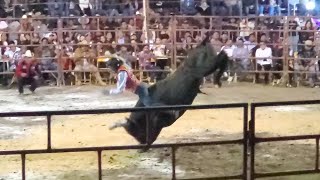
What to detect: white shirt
<box><xmin>4</xmin><ymin>47</ymin><xmax>21</xmax><ymax>60</ymax></box>
<box><xmin>255</xmin><ymin>47</ymin><xmax>273</xmax><ymax>65</ymax></box>
<box><xmin>221</xmin><ymin>45</ymin><xmax>236</xmax><ymax>58</ymax></box>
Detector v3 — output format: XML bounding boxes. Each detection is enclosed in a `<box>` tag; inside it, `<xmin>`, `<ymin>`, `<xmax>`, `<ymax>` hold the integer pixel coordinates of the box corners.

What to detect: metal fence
<box><xmin>1</xmin><ymin>14</ymin><xmax>320</xmax><ymax>78</ymax></box>
<box><xmin>1</xmin><ymin>101</ymin><xmax>320</xmax><ymax>179</ymax></box>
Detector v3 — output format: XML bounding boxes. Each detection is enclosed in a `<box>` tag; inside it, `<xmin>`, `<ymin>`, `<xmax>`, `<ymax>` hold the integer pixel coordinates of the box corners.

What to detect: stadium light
<box><xmin>306</xmin><ymin>0</ymin><xmax>315</xmax><ymax>10</ymax></box>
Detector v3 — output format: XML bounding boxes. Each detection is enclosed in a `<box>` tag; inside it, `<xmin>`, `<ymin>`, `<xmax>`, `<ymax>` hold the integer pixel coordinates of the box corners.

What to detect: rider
<box><xmin>104</xmin><ymin>56</ymin><xmax>153</xmax><ymax>106</ymax></box>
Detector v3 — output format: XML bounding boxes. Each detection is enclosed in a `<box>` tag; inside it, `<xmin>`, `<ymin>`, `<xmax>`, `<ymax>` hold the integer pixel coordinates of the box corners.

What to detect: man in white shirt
<box><xmin>255</xmin><ymin>41</ymin><xmax>273</xmax><ymax>84</ymax></box>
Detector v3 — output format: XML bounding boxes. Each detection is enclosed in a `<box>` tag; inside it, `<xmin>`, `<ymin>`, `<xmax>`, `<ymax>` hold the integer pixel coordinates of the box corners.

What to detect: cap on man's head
<box><xmin>305</xmin><ymin>40</ymin><xmax>313</xmax><ymax>46</ymax></box>
<box><xmin>24</xmin><ymin>50</ymin><xmax>33</xmax><ymax>58</ymax></box>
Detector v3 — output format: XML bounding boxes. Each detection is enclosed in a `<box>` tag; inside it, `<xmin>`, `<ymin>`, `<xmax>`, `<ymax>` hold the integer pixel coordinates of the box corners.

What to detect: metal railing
<box><xmin>249</xmin><ymin>100</ymin><xmax>320</xmax><ymax>179</ymax></box>
<box><xmin>2</xmin><ymin>100</ymin><xmax>320</xmax><ymax>179</ymax></box>
<box><xmin>0</xmin><ymin>103</ymin><xmax>249</xmax><ymax>180</ymax></box>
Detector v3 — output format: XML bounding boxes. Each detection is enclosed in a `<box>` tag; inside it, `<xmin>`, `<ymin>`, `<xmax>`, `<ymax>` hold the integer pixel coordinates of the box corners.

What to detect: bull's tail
<box><xmin>109</xmin><ymin>119</ymin><xmax>128</xmax><ymax>130</ymax></box>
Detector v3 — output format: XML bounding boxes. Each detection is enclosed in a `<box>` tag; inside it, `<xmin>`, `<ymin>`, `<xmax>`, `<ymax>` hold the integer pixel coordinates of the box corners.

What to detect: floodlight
<box><xmin>306</xmin><ymin>0</ymin><xmax>315</xmax><ymax>10</ymax></box>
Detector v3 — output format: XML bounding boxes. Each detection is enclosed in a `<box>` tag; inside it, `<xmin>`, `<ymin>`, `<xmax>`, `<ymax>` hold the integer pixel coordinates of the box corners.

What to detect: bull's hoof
<box><xmin>138</xmin><ymin>146</ymin><xmax>150</xmax><ymax>153</ymax></box>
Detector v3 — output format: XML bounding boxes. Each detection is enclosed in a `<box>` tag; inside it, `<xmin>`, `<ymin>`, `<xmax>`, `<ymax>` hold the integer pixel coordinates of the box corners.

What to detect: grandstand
<box><xmin>0</xmin><ymin>0</ymin><xmax>319</xmax><ymax>88</ymax></box>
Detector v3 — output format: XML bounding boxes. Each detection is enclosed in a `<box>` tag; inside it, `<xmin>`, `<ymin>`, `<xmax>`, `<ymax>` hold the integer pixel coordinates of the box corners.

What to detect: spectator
<box><xmin>272</xmin><ymin>38</ymin><xmax>284</xmax><ymax>86</ymax></box>
<box><xmin>117</xmin><ymin>45</ymin><xmax>136</xmax><ymax>67</ymax></box>
<box><xmin>47</xmin><ymin>0</ymin><xmax>66</xmax><ymax>17</ymax></box>
<box><xmin>210</xmin><ymin>31</ymin><xmax>223</xmax><ymax>52</ymax></box>
<box><xmin>288</xmin><ymin>17</ymin><xmax>300</xmax><ymax>56</ymax></box>
<box><xmin>295</xmin><ymin>40</ymin><xmax>318</xmax><ymax>87</ymax></box>
<box><xmin>239</xmin><ymin>18</ymin><xmax>250</xmax><ymax>38</ymax></box>
<box><xmin>120</xmin><ymin>0</ymin><xmax>139</xmax><ymax>16</ymax></box>
<box><xmin>244</xmin><ymin>33</ymin><xmax>256</xmax><ymax>53</ymax></box>
<box><xmin>299</xmin><ymin>19</ymin><xmax>315</xmax><ymax>50</ymax></box>
<box><xmin>195</xmin><ymin>0</ymin><xmax>211</xmax><ymax>15</ymax></box>
<box><xmin>255</xmin><ymin>41</ymin><xmax>273</xmax><ymax>84</ymax></box>
<box><xmin>73</xmin><ymin>40</ymin><xmax>106</xmax><ymax>86</ymax></box>
<box><xmin>36</xmin><ymin>37</ymin><xmax>56</xmax><ymax>72</ymax></box>
<box><xmin>232</xmin><ymin>38</ymin><xmax>250</xmax><ymax>82</ymax></box>
<box><xmin>3</xmin><ymin>40</ymin><xmax>21</xmax><ymax>71</ymax></box>
<box><xmin>138</xmin><ymin>45</ymin><xmax>160</xmax><ymax>81</ymax></box>
<box><xmin>258</xmin><ymin>0</ymin><xmax>279</xmax><ymax>16</ymax></box>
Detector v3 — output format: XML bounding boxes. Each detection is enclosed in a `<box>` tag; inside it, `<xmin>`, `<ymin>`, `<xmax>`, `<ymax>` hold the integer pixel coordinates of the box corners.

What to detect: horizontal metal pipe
<box><xmin>255</xmin><ymin>169</ymin><xmax>320</xmax><ymax>178</ymax></box>
<box><xmin>255</xmin><ymin>135</ymin><xmax>320</xmax><ymax>143</ymax></box>
<box><xmin>0</xmin><ymin>103</ymin><xmax>247</xmax><ymax>117</ymax></box>
<box><xmin>0</xmin><ymin>139</ymin><xmax>243</xmax><ymax>155</ymax></box>
<box><xmin>180</xmin><ymin>174</ymin><xmax>243</xmax><ymax>180</ymax></box>
<box><xmin>252</xmin><ymin>100</ymin><xmax>320</xmax><ymax>107</ymax></box>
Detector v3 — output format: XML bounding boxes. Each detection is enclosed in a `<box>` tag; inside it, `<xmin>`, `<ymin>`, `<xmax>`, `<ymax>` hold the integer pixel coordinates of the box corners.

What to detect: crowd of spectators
<box><xmin>0</xmin><ymin>0</ymin><xmax>319</xmax><ymax>88</ymax></box>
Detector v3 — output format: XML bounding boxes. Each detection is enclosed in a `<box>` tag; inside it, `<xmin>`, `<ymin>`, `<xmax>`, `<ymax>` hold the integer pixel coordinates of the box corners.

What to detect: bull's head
<box><xmin>183</xmin><ymin>35</ymin><xmax>229</xmax><ymax>78</ymax></box>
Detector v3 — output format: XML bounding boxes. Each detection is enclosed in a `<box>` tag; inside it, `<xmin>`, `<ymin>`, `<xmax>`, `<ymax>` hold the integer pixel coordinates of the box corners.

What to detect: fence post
<box><xmin>282</xmin><ymin>16</ymin><xmax>290</xmax><ymax>86</ymax></box>
<box><xmin>56</xmin><ymin>18</ymin><xmax>65</xmax><ymax>86</ymax></box>
<box><xmin>171</xmin><ymin>146</ymin><xmax>176</xmax><ymax>180</ymax></box>
<box><xmin>21</xmin><ymin>153</ymin><xmax>26</xmax><ymax>180</ymax></box>
<box><xmin>47</xmin><ymin>114</ymin><xmax>52</xmax><ymax>150</ymax></box>
<box><xmin>243</xmin><ymin>105</ymin><xmax>249</xmax><ymax>180</ymax></box>
<box><xmin>98</xmin><ymin>150</ymin><xmax>102</xmax><ymax>180</ymax></box>
<box><xmin>249</xmin><ymin>104</ymin><xmax>256</xmax><ymax>180</ymax></box>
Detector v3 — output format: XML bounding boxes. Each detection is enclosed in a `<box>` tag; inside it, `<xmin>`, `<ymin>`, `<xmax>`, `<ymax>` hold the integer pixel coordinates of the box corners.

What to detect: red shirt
<box><xmin>16</xmin><ymin>59</ymin><xmax>40</xmax><ymax>78</ymax></box>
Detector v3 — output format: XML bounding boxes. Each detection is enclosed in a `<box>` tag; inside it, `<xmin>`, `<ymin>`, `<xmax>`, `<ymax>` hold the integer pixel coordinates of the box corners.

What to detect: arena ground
<box><xmin>0</xmin><ymin>82</ymin><xmax>320</xmax><ymax>180</ymax></box>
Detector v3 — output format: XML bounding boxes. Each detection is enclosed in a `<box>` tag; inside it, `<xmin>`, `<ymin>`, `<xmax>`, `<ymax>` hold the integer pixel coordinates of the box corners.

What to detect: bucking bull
<box><xmin>109</xmin><ymin>36</ymin><xmax>229</xmax><ymax>149</ymax></box>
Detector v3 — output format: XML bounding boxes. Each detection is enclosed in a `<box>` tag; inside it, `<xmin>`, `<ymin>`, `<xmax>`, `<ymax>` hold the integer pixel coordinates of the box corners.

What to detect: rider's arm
<box><xmin>109</xmin><ymin>71</ymin><xmax>128</xmax><ymax>95</ymax></box>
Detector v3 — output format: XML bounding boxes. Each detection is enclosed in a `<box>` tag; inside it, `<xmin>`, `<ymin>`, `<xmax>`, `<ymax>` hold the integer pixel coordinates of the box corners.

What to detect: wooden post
<box><xmin>172</xmin><ymin>15</ymin><xmax>177</xmax><ymax>70</ymax></box>
<box><xmin>56</xmin><ymin>18</ymin><xmax>65</xmax><ymax>86</ymax></box>
<box><xmin>282</xmin><ymin>16</ymin><xmax>289</xmax><ymax>86</ymax></box>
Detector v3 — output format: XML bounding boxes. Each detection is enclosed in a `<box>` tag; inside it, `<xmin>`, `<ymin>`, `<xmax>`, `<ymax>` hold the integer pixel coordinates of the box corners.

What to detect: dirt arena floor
<box><xmin>0</xmin><ymin>82</ymin><xmax>320</xmax><ymax>180</ymax></box>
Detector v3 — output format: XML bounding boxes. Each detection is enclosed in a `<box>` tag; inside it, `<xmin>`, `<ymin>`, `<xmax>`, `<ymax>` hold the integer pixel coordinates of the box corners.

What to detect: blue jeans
<box><xmin>134</xmin><ymin>83</ymin><xmax>152</xmax><ymax>107</ymax></box>
<box><xmin>259</xmin><ymin>5</ymin><xmax>278</xmax><ymax>15</ymax></box>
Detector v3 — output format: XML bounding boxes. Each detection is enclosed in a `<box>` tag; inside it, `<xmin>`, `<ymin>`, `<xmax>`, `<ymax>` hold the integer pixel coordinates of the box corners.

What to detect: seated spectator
<box><xmin>295</xmin><ymin>40</ymin><xmax>318</xmax><ymax>87</ymax></box>
<box><xmin>299</xmin><ymin>19</ymin><xmax>315</xmax><ymax>51</ymax></box>
<box><xmin>138</xmin><ymin>45</ymin><xmax>161</xmax><ymax>81</ymax></box>
<box><xmin>239</xmin><ymin>18</ymin><xmax>250</xmax><ymax>38</ymax></box>
<box><xmin>73</xmin><ymin>40</ymin><xmax>106</xmax><ymax>86</ymax></box>
<box><xmin>244</xmin><ymin>33</ymin><xmax>256</xmax><ymax>53</ymax></box>
<box><xmin>35</xmin><ymin>37</ymin><xmax>56</xmax><ymax>82</ymax></box>
<box><xmin>117</xmin><ymin>45</ymin><xmax>136</xmax><ymax>68</ymax></box>
<box><xmin>152</xmin><ymin>38</ymin><xmax>166</xmax><ymax>57</ymax></box>
<box><xmin>3</xmin><ymin>41</ymin><xmax>21</xmax><ymax>71</ymax></box>
<box><xmin>272</xmin><ymin>39</ymin><xmax>284</xmax><ymax>85</ymax></box>
<box><xmin>255</xmin><ymin>41</ymin><xmax>273</xmax><ymax>84</ymax></box>
<box><xmin>232</xmin><ymin>38</ymin><xmax>250</xmax><ymax>82</ymax></box>
<box><xmin>210</xmin><ymin>32</ymin><xmax>223</xmax><ymax>52</ymax></box>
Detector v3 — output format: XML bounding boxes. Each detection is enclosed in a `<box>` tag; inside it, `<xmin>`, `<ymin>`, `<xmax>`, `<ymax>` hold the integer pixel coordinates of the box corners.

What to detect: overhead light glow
<box><xmin>306</xmin><ymin>0</ymin><xmax>315</xmax><ymax>10</ymax></box>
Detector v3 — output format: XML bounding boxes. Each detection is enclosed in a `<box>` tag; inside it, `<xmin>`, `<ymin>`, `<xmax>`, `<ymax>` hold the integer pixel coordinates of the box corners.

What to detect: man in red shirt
<box><xmin>15</xmin><ymin>50</ymin><xmax>41</xmax><ymax>95</ymax></box>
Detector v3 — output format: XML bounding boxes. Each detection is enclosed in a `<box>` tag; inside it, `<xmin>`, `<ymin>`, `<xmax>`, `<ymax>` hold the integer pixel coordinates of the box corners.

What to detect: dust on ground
<box><xmin>0</xmin><ymin>83</ymin><xmax>320</xmax><ymax>180</ymax></box>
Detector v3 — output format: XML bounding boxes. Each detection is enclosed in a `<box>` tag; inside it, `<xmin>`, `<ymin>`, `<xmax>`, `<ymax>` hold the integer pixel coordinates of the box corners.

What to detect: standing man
<box><xmin>15</xmin><ymin>50</ymin><xmax>41</xmax><ymax>95</ymax></box>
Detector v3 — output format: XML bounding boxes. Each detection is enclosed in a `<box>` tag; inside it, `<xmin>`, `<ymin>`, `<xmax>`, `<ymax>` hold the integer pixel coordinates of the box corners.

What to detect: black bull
<box><xmin>110</xmin><ymin>38</ymin><xmax>229</xmax><ymax>147</ymax></box>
